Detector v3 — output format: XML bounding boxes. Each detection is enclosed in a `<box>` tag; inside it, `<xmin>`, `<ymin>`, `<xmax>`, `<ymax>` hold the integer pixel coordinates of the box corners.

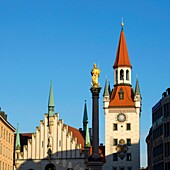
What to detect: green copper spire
<box><xmin>103</xmin><ymin>78</ymin><xmax>110</xmax><ymax>97</ymax></box>
<box><xmin>135</xmin><ymin>78</ymin><xmax>141</xmax><ymax>95</ymax></box>
<box><xmin>83</xmin><ymin>100</ymin><xmax>88</xmax><ymax>131</ymax></box>
<box><xmin>48</xmin><ymin>81</ymin><xmax>55</xmax><ymax>117</ymax></box>
<box><xmin>85</xmin><ymin>121</ymin><xmax>91</xmax><ymax>147</ymax></box>
<box><xmin>15</xmin><ymin>124</ymin><xmax>21</xmax><ymax>150</ymax></box>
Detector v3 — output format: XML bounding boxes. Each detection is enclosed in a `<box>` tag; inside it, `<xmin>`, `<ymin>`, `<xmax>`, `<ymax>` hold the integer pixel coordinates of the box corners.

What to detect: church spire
<box><xmin>15</xmin><ymin>124</ymin><xmax>21</xmax><ymax>151</ymax></box>
<box><xmin>135</xmin><ymin>78</ymin><xmax>141</xmax><ymax>96</ymax></box>
<box><xmin>113</xmin><ymin>23</ymin><xmax>132</xmax><ymax>86</ymax></box>
<box><xmin>83</xmin><ymin>100</ymin><xmax>88</xmax><ymax>131</ymax></box>
<box><xmin>48</xmin><ymin>81</ymin><xmax>55</xmax><ymax>117</ymax></box>
<box><xmin>103</xmin><ymin>78</ymin><xmax>110</xmax><ymax>97</ymax></box>
<box><xmin>113</xmin><ymin>23</ymin><xmax>132</xmax><ymax>69</ymax></box>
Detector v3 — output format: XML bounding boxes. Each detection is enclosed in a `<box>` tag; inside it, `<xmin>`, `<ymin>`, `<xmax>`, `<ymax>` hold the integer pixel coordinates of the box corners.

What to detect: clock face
<box><xmin>117</xmin><ymin>113</ymin><xmax>126</xmax><ymax>122</ymax></box>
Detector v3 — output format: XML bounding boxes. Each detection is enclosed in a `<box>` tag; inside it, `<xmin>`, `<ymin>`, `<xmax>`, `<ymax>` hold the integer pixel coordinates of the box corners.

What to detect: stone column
<box><xmin>87</xmin><ymin>87</ymin><xmax>103</xmax><ymax>170</ymax></box>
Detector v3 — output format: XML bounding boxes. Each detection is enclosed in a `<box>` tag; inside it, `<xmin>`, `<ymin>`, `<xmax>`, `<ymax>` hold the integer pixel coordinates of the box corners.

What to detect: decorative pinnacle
<box><xmin>121</xmin><ymin>17</ymin><xmax>124</xmax><ymax>29</ymax></box>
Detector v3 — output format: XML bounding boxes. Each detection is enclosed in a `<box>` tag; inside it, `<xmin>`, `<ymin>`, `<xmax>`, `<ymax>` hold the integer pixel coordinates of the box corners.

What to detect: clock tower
<box><xmin>103</xmin><ymin>24</ymin><xmax>142</xmax><ymax>170</ymax></box>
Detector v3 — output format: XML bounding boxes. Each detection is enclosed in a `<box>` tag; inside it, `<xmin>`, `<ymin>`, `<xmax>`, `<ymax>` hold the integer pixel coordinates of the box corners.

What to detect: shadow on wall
<box><xmin>103</xmin><ymin>142</ymin><xmax>140</xmax><ymax>170</ymax></box>
<box><xmin>15</xmin><ymin>142</ymin><xmax>139</xmax><ymax>170</ymax></box>
<box><xmin>15</xmin><ymin>149</ymin><xmax>86</xmax><ymax>170</ymax></box>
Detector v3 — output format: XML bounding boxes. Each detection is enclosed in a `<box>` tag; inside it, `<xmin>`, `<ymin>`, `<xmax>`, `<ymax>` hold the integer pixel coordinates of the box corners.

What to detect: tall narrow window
<box><xmin>127</xmin><ymin>139</ymin><xmax>131</xmax><ymax>146</ymax></box>
<box><xmin>126</xmin><ymin>123</ymin><xmax>131</xmax><ymax>130</ymax></box>
<box><xmin>126</xmin><ymin>70</ymin><xmax>129</xmax><ymax>80</ymax></box>
<box><xmin>113</xmin><ymin>124</ymin><xmax>118</xmax><ymax>131</ymax></box>
<box><xmin>113</xmin><ymin>153</ymin><xmax>118</xmax><ymax>161</ymax></box>
<box><xmin>113</xmin><ymin>139</ymin><xmax>118</xmax><ymax>146</ymax></box>
<box><xmin>119</xmin><ymin>88</ymin><xmax>124</xmax><ymax>100</ymax></box>
<box><xmin>126</xmin><ymin>153</ymin><xmax>132</xmax><ymax>161</ymax></box>
<box><xmin>120</xmin><ymin>69</ymin><xmax>124</xmax><ymax>80</ymax></box>
<box><xmin>116</xmin><ymin>70</ymin><xmax>118</xmax><ymax>83</ymax></box>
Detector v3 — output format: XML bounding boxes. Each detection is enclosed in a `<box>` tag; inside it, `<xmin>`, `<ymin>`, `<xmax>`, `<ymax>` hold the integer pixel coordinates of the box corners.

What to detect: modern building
<box><xmin>14</xmin><ymin>82</ymin><xmax>104</xmax><ymax>170</ymax></box>
<box><xmin>103</xmin><ymin>24</ymin><xmax>142</xmax><ymax>170</ymax></box>
<box><xmin>0</xmin><ymin>110</ymin><xmax>15</xmax><ymax>170</ymax></box>
<box><xmin>146</xmin><ymin>88</ymin><xmax>170</xmax><ymax>170</ymax></box>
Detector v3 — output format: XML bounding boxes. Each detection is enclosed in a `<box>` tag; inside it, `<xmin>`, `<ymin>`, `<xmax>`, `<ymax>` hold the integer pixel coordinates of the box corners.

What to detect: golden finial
<box><xmin>121</xmin><ymin>17</ymin><xmax>124</xmax><ymax>29</ymax></box>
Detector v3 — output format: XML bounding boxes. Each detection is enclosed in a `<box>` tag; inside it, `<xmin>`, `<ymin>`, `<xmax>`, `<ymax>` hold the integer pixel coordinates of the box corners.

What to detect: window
<box><xmin>127</xmin><ymin>167</ymin><xmax>132</xmax><ymax>170</ymax></box>
<box><xmin>116</xmin><ymin>70</ymin><xmax>118</xmax><ymax>83</ymax></box>
<box><xmin>119</xmin><ymin>88</ymin><xmax>124</xmax><ymax>100</ymax></box>
<box><xmin>126</xmin><ymin>70</ymin><xmax>129</xmax><ymax>80</ymax></box>
<box><xmin>112</xmin><ymin>167</ymin><xmax>117</xmax><ymax>170</ymax></box>
<box><xmin>127</xmin><ymin>139</ymin><xmax>131</xmax><ymax>146</ymax></box>
<box><xmin>126</xmin><ymin>123</ymin><xmax>131</xmax><ymax>130</ymax></box>
<box><xmin>120</xmin><ymin>168</ymin><xmax>125</xmax><ymax>170</ymax></box>
<box><xmin>120</xmin><ymin>69</ymin><xmax>124</xmax><ymax>80</ymax></box>
<box><xmin>113</xmin><ymin>153</ymin><xmax>118</xmax><ymax>161</ymax></box>
<box><xmin>113</xmin><ymin>139</ymin><xmax>118</xmax><ymax>146</ymax></box>
<box><xmin>113</xmin><ymin>124</ymin><xmax>118</xmax><ymax>131</ymax></box>
<box><xmin>126</xmin><ymin>153</ymin><xmax>132</xmax><ymax>161</ymax></box>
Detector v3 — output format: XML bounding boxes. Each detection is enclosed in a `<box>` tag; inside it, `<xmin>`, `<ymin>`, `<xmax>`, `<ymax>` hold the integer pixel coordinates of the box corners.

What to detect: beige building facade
<box><xmin>14</xmin><ymin>83</ymin><xmax>88</xmax><ymax>170</ymax></box>
<box><xmin>103</xmin><ymin>25</ymin><xmax>142</xmax><ymax>170</ymax></box>
<box><xmin>0</xmin><ymin>111</ymin><xmax>15</xmax><ymax>170</ymax></box>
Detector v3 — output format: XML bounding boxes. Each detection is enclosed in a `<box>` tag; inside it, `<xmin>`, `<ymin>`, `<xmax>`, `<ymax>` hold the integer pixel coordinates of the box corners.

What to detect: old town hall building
<box><xmin>13</xmin><ymin>24</ymin><xmax>141</xmax><ymax>170</ymax></box>
<box><xmin>103</xmin><ymin>24</ymin><xmax>142</xmax><ymax>170</ymax></box>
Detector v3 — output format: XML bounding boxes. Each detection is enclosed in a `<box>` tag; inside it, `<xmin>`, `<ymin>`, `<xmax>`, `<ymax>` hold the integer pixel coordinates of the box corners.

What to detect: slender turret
<box><xmin>48</xmin><ymin>81</ymin><xmax>55</xmax><ymax>117</ymax></box>
<box><xmin>83</xmin><ymin>100</ymin><xmax>88</xmax><ymax>132</ymax></box>
<box><xmin>15</xmin><ymin>124</ymin><xmax>21</xmax><ymax>151</ymax></box>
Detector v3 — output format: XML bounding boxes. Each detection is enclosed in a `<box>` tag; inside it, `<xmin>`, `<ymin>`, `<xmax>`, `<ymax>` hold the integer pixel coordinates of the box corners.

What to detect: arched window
<box><xmin>120</xmin><ymin>69</ymin><xmax>124</xmax><ymax>80</ymax></box>
<box><xmin>126</xmin><ymin>70</ymin><xmax>129</xmax><ymax>80</ymax></box>
<box><xmin>45</xmin><ymin>163</ymin><xmax>56</xmax><ymax>170</ymax></box>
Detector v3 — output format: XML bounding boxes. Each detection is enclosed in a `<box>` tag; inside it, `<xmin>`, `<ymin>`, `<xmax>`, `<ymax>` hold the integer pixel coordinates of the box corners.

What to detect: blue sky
<box><xmin>1</xmin><ymin>0</ymin><xmax>170</xmax><ymax>168</ymax></box>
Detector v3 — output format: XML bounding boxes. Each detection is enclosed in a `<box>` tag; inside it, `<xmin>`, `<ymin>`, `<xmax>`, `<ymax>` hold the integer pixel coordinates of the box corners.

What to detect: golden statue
<box><xmin>91</xmin><ymin>63</ymin><xmax>101</xmax><ymax>87</ymax></box>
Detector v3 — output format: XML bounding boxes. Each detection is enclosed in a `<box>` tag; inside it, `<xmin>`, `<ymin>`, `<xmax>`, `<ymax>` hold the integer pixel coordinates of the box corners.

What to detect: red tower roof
<box><xmin>109</xmin><ymin>86</ymin><xmax>135</xmax><ymax>107</ymax></box>
<box><xmin>113</xmin><ymin>29</ymin><xmax>132</xmax><ymax>69</ymax></box>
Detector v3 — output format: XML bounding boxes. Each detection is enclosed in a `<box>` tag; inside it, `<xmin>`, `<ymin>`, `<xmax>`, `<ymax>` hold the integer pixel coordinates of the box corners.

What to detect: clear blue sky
<box><xmin>1</xmin><ymin>0</ymin><xmax>170</xmax><ymax>168</ymax></box>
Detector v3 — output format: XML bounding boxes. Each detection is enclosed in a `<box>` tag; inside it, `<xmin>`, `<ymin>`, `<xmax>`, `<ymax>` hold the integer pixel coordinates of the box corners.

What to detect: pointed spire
<box><xmin>83</xmin><ymin>100</ymin><xmax>88</xmax><ymax>131</ymax></box>
<box><xmin>48</xmin><ymin>81</ymin><xmax>55</xmax><ymax>117</ymax></box>
<box><xmin>15</xmin><ymin>124</ymin><xmax>21</xmax><ymax>150</ymax></box>
<box><xmin>85</xmin><ymin>121</ymin><xmax>91</xmax><ymax>147</ymax></box>
<box><xmin>113</xmin><ymin>23</ymin><xmax>132</xmax><ymax>69</ymax></box>
<box><xmin>135</xmin><ymin>78</ymin><xmax>141</xmax><ymax>95</ymax></box>
<box><xmin>103</xmin><ymin>78</ymin><xmax>110</xmax><ymax>97</ymax></box>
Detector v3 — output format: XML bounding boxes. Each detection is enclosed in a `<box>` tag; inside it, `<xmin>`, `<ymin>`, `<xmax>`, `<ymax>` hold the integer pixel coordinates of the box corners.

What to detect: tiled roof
<box><xmin>109</xmin><ymin>85</ymin><xmax>135</xmax><ymax>107</ymax></box>
<box><xmin>68</xmin><ymin>126</ymin><xmax>84</xmax><ymax>148</ymax></box>
<box><xmin>113</xmin><ymin>30</ymin><xmax>132</xmax><ymax>69</ymax></box>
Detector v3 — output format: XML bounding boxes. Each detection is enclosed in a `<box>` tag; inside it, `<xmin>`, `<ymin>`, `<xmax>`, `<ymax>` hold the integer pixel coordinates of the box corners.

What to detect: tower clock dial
<box><xmin>117</xmin><ymin>113</ymin><xmax>126</xmax><ymax>122</ymax></box>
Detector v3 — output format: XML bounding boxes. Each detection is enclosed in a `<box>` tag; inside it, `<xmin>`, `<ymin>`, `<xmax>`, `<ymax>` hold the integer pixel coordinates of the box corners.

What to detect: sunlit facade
<box><xmin>0</xmin><ymin>111</ymin><xmax>15</xmax><ymax>170</ymax></box>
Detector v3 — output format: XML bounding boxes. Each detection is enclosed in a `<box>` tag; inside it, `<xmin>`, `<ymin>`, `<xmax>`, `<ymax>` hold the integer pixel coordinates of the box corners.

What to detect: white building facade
<box><xmin>14</xmin><ymin>83</ymin><xmax>87</xmax><ymax>170</ymax></box>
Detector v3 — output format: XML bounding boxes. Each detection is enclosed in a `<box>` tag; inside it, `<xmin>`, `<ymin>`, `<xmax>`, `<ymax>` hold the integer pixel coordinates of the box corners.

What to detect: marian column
<box><xmin>87</xmin><ymin>63</ymin><xmax>103</xmax><ymax>170</ymax></box>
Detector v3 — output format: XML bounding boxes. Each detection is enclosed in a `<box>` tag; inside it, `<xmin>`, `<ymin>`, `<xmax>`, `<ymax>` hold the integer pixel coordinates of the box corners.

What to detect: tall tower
<box><xmin>103</xmin><ymin>24</ymin><xmax>142</xmax><ymax>170</ymax></box>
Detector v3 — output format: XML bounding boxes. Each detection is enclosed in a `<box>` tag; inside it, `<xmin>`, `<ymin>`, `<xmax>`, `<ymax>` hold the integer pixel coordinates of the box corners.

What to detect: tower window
<box><xmin>119</xmin><ymin>88</ymin><xmax>124</xmax><ymax>100</ymax></box>
<box><xmin>113</xmin><ymin>153</ymin><xmax>118</xmax><ymax>161</ymax></box>
<box><xmin>126</xmin><ymin>153</ymin><xmax>132</xmax><ymax>161</ymax></box>
<box><xmin>113</xmin><ymin>139</ymin><xmax>118</xmax><ymax>146</ymax></box>
<box><xmin>112</xmin><ymin>167</ymin><xmax>117</xmax><ymax>170</ymax></box>
<box><xmin>127</xmin><ymin>167</ymin><xmax>132</xmax><ymax>170</ymax></box>
<box><xmin>127</xmin><ymin>139</ymin><xmax>131</xmax><ymax>146</ymax></box>
<box><xmin>113</xmin><ymin>124</ymin><xmax>118</xmax><ymax>131</ymax></box>
<box><xmin>126</xmin><ymin>70</ymin><xmax>129</xmax><ymax>80</ymax></box>
<box><xmin>120</xmin><ymin>69</ymin><xmax>124</xmax><ymax>80</ymax></box>
<box><xmin>116</xmin><ymin>70</ymin><xmax>118</xmax><ymax>83</ymax></box>
<box><xmin>126</xmin><ymin>123</ymin><xmax>131</xmax><ymax>130</ymax></box>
